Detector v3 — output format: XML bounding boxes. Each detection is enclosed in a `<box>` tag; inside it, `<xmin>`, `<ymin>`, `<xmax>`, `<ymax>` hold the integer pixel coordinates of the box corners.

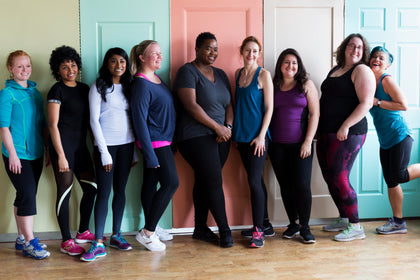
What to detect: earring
<box><xmin>9</xmin><ymin>72</ymin><xmax>13</xmax><ymax>79</ymax></box>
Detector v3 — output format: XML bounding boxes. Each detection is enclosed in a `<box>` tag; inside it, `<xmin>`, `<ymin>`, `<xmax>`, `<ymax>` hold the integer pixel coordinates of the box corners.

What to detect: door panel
<box><xmin>264</xmin><ymin>0</ymin><xmax>344</xmax><ymax>224</ymax></box>
<box><xmin>80</xmin><ymin>0</ymin><xmax>172</xmax><ymax>233</ymax></box>
<box><xmin>346</xmin><ymin>0</ymin><xmax>420</xmax><ymax>218</ymax></box>
<box><xmin>171</xmin><ymin>0</ymin><xmax>263</xmax><ymax>228</ymax></box>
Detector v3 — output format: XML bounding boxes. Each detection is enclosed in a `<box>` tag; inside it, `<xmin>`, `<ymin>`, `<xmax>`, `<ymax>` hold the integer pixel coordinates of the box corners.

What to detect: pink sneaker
<box><xmin>61</xmin><ymin>239</ymin><xmax>85</xmax><ymax>255</ymax></box>
<box><xmin>75</xmin><ymin>229</ymin><xmax>95</xmax><ymax>243</ymax></box>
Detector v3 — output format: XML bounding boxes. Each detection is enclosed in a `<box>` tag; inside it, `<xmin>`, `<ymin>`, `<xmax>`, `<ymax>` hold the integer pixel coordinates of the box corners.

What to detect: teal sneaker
<box><xmin>334</xmin><ymin>224</ymin><xmax>366</xmax><ymax>242</ymax></box>
<box><xmin>376</xmin><ymin>218</ymin><xmax>407</xmax><ymax>234</ymax></box>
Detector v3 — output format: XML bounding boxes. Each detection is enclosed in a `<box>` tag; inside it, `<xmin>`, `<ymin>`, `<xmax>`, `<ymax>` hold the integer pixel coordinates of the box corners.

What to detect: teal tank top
<box><xmin>370</xmin><ymin>73</ymin><xmax>411</xmax><ymax>149</ymax></box>
<box><xmin>232</xmin><ymin>67</ymin><xmax>269</xmax><ymax>142</ymax></box>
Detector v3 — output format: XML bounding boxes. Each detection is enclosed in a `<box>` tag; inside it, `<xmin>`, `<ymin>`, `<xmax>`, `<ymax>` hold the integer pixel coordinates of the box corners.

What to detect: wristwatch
<box><xmin>225</xmin><ymin>124</ymin><xmax>233</xmax><ymax>130</ymax></box>
<box><xmin>377</xmin><ymin>100</ymin><xmax>381</xmax><ymax>107</ymax></box>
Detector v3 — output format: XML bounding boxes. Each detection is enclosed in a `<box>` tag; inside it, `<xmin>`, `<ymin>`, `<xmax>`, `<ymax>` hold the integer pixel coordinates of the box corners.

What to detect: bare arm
<box><xmin>374</xmin><ymin>76</ymin><xmax>408</xmax><ymax>111</ymax></box>
<box><xmin>251</xmin><ymin>69</ymin><xmax>273</xmax><ymax>157</ymax></box>
<box><xmin>301</xmin><ymin>80</ymin><xmax>320</xmax><ymax>158</ymax></box>
<box><xmin>0</xmin><ymin>127</ymin><xmax>21</xmax><ymax>174</ymax></box>
<box><xmin>47</xmin><ymin>102</ymin><xmax>69</xmax><ymax>172</ymax></box>
<box><xmin>337</xmin><ymin>64</ymin><xmax>375</xmax><ymax>141</ymax></box>
<box><xmin>177</xmin><ymin>88</ymin><xmax>231</xmax><ymax>141</ymax></box>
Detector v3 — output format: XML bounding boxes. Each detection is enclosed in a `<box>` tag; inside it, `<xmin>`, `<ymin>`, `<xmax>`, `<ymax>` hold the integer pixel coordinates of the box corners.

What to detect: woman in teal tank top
<box><xmin>232</xmin><ymin>36</ymin><xmax>273</xmax><ymax>248</ymax></box>
<box><xmin>369</xmin><ymin>46</ymin><xmax>420</xmax><ymax>234</ymax></box>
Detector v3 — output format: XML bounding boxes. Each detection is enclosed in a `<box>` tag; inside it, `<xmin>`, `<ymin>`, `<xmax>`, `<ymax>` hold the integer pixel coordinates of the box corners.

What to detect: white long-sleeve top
<box><xmin>89</xmin><ymin>83</ymin><xmax>135</xmax><ymax>166</ymax></box>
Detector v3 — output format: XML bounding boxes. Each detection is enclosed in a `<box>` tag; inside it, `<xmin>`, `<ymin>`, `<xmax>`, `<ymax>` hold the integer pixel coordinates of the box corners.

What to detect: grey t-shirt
<box><xmin>173</xmin><ymin>62</ymin><xmax>231</xmax><ymax>141</ymax></box>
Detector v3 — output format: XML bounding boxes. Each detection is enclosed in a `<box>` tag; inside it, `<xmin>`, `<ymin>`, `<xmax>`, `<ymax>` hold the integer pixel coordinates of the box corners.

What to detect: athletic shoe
<box><xmin>75</xmin><ymin>229</ymin><xmax>95</xmax><ymax>243</ymax></box>
<box><xmin>155</xmin><ymin>225</ymin><xmax>173</xmax><ymax>241</ymax></box>
<box><xmin>322</xmin><ymin>217</ymin><xmax>349</xmax><ymax>232</ymax></box>
<box><xmin>192</xmin><ymin>227</ymin><xmax>219</xmax><ymax>243</ymax></box>
<box><xmin>282</xmin><ymin>223</ymin><xmax>300</xmax><ymax>239</ymax></box>
<box><xmin>110</xmin><ymin>231</ymin><xmax>132</xmax><ymax>251</ymax></box>
<box><xmin>15</xmin><ymin>236</ymin><xmax>47</xmax><ymax>250</ymax></box>
<box><xmin>136</xmin><ymin>229</ymin><xmax>166</xmax><ymax>251</ymax></box>
<box><xmin>334</xmin><ymin>224</ymin><xmax>366</xmax><ymax>242</ymax></box>
<box><xmin>80</xmin><ymin>242</ymin><xmax>106</xmax><ymax>262</ymax></box>
<box><xmin>242</xmin><ymin>223</ymin><xmax>275</xmax><ymax>238</ymax></box>
<box><xmin>219</xmin><ymin>230</ymin><xmax>234</xmax><ymax>248</ymax></box>
<box><xmin>249</xmin><ymin>227</ymin><xmax>264</xmax><ymax>248</ymax></box>
<box><xmin>376</xmin><ymin>218</ymin><xmax>407</xmax><ymax>234</ymax></box>
<box><xmin>299</xmin><ymin>227</ymin><xmax>316</xmax><ymax>244</ymax></box>
<box><xmin>22</xmin><ymin>238</ymin><xmax>50</xmax><ymax>260</ymax></box>
<box><xmin>61</xmin><ymin>238</ymin><xmax>85</xmax><ymax>255</ymax></box>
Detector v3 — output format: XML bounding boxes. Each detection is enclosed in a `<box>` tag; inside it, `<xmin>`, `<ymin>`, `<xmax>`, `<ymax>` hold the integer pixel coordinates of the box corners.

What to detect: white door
<box><xmin>264</xmin><ymin>0</ymin><xmax>345</xmax><ymax>224</ymax></box>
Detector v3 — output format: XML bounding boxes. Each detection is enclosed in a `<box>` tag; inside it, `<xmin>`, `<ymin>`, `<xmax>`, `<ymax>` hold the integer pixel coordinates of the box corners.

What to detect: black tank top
<box><xmin>318</xmin><ymin>65</ymin><xmax>367</xmax><ymax>135</ymax></box>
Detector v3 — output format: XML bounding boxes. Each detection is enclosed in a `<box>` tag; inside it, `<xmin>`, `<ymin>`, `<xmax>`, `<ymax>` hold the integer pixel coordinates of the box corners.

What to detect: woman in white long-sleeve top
<box><xmin>81</xmin><ymin>48</ymin><xmax>135</xmax><ymax>262</ymax></box>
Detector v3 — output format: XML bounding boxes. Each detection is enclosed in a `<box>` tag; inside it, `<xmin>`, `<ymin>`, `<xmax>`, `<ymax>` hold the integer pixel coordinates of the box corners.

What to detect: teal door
<box><xmin>346</xmin><ymin>0</ymin><xmax>420</xmax><ymax>218</ymax></box>
<box><xmin>80</xmin><ymin>0</ymin><xmax>172</xmax><ymax>233</ymax></box>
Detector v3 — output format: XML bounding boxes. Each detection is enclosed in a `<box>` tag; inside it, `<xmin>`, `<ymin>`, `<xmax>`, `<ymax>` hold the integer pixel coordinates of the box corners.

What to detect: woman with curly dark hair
<box><xmin>269</xmin><ymin>48</ymin><xmax>319</xmax><ymax>244</ymax></box>
<box><xmin>81</xmin><ymin>47</ymin><xmax>135</xmax><ymax>261</ymax></box>
<box><xmin>47</xmin><ymin>45</ymin><xmax>97</xmax><ymax>256</ymax></box>
<box><xmin>317</xmin><ymin>34</ymin><xmax>375</xmax><ymax>241</ymax></box>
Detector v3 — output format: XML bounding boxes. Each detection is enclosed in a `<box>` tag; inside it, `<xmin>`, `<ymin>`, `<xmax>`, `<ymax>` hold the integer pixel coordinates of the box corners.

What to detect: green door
<box><xmin>346</xmin><ymin>0</ymin><xmax>420</xmax><ymax>218</ymax></box>
<box><xmin>80</xmin><ymin>0</ymin><xmax>172</xmax><ymax>233</ymax></box>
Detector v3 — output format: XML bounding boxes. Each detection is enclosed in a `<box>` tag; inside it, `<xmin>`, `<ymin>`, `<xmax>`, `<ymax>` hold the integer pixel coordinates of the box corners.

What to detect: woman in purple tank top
<box><xmin>268</xmin><ymin>48</ymin><xmax>319</xmax><ymax>244</ymax></box>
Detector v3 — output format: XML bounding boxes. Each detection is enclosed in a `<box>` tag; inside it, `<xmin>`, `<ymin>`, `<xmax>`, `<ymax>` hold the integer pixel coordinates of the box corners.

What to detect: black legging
<box><xmin>94</xmin><ymin>143</ymin><xmax>134</xmax><ymax>240</ymax></box>
<box><xmin>177</xmin><ymin>135</ymin><xmax>230</xmax><ymax>232</ymax></box>
<box><xmin>50</xmin><ymin>143</ymin><xmax>97</xmax><ymax>242</ymax></box>
<box><xmin>237</xmin><ymin>138</ymin><xmax>269</xmax><ymax>229</ymax></box>
<box><xmin>141</xmin><ymin>145</ymin><xmax>179</xmax><ymax>232</ymax></box>
<box><xmin>269</xmin><ymin>142</ymin><xmax>313</xmax><ymax>228</ymax></box>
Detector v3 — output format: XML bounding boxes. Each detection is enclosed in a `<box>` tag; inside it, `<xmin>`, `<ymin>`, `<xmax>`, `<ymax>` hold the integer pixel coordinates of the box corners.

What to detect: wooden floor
<box><xmin>2</xmin><ymin>220</ymin><xmax>420</xmax><ymax>280</ymax></box>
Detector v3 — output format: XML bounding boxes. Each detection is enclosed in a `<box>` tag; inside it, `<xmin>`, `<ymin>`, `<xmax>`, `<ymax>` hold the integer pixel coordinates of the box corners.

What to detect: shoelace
<box><xmin>252</xmin><ymin>229</ymin><xmax>263</xmax><ymax>239</ymax></box>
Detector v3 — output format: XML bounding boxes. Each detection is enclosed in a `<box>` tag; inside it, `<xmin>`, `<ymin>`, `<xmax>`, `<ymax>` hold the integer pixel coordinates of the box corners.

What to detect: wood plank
<box><xmin>1</xmin><ymin>220</ymin><xmax>420</xmax><ymax>279</ymax></box>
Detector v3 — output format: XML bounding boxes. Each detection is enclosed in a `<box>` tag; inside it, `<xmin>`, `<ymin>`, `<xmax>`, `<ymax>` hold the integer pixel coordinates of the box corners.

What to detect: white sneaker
<box><xmin>334</xmin><ymin>224</ymin><xmax>366</xmax><ymax>242</ymax></box>
<box><xmin>136</xmin><ymin>229</ymin><xmax>166</xmax><ymax>251</ymax></box>
<box><xmin>155</xmin><ymin>225</ymin><xmax>173</xmax><ymax>241</ymax></box>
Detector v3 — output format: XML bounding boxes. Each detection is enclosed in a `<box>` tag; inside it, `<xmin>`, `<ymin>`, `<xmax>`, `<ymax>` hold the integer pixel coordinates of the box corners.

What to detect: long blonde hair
<box><xmin>129</xmin><ymin>40</ymin><xmax>157</xmax><ymax>75</ymax></box>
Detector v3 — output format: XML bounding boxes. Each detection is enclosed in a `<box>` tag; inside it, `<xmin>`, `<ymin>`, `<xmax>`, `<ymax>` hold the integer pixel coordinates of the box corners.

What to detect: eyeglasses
<box><xmin>347</xmin><ymin>44</ymin><xmax>363</xmax><ymax>51</ymax></box>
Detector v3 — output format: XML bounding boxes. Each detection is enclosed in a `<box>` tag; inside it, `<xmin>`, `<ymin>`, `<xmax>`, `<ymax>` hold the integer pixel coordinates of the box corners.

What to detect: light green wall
<box><xmin>0</xmin><ymin>0</ymin><xmax>84</xmax><ymax>235</ymax></box>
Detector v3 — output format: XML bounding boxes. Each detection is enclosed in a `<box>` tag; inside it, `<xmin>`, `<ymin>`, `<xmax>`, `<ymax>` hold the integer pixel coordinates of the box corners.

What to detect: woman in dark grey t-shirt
<box><xmin>173</xmin><ymin>32</ymin><xmax>234</xmax><ymax>248</ymax></box>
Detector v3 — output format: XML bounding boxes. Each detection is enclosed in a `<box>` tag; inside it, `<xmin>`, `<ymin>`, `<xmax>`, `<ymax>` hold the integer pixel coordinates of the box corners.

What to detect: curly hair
<box><xmin>273</xmin><ymin>48</ymin><xmax>308</xmax><ymax>93</ymax></box>
<box><xmin>96</xmin><ymin>47</ymin><xmax>133</xmax><ymax>102</ymax></box>
<box><xmin>49</xmin><ymin>45</ymin><xmax>82</xmax><ymax>81</ymax></box>
<box><xmin>195</xmin><ymin>32</ymin><xmax>217</xmax><ymax>49</ymax></box>
<box><xmin>335</xmin><ymin>33</ymin><xmax>370</xmax><ymax>67</ymax></box>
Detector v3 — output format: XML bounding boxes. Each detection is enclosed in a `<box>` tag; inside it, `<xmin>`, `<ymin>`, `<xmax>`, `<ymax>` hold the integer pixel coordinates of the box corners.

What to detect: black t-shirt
<box><xmin>47</xmin><ymin>81</ymin><xmax>90</xmax><ymax>134</ymax></box>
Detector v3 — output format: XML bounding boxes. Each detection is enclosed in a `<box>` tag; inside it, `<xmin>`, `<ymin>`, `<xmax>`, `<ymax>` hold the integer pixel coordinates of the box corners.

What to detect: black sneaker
<box><xmin>249</xmin><ymin>227</ymin><xmax>264</xmax><ymax>248</ymax></box>
<box><xmin>300</xmin><ymin>227</ymin><xmax>316</xmax><ymax>244</ymax></box>
<box><xmin>219</xmin><ymin>230</ymin><xmax>234</xmax><ymax>248</ymax></box>
<box><xmin>193</xmin><ymin>227</ymin><xmax>219</xmax><ymax>243</ymax></box>
<box><xmin>241</xmin><ymin>223</ymin><xmax>275</xmax><ymax>238</ymax></box>
<box><xmin>282</xmin><ymin>223</ymin><xmax>300</xmax><ymax>239</ymax></box>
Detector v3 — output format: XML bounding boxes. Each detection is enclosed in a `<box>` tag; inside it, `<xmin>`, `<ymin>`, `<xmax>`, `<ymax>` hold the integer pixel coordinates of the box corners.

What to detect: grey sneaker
<box><xmin>323</xmin><ymin>217</ymin><xmax>349</xmax><ymax>232</ymax></box>
<box><xmin>376</xmin><ymin>218</ymin><xmax>407</xmax><ymax>234</ymax></box>
<box><xmin>334</xmin><ymin>224</ymin><xmax>366</xmax><ymax>242</ymax></box>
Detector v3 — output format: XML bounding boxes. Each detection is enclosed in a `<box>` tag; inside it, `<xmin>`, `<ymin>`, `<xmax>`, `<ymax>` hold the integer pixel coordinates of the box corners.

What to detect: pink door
<box><xmin>171</xmin><ymin>0</ymin><xmax>263</xmax><ymax>228</ymax></box>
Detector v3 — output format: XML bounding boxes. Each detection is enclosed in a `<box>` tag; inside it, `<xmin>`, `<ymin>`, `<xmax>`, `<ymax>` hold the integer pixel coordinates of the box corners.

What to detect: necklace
<box><xmin>242</xmin><ymin>66</ymin><xmax>258</xmax><ymax>86</ymax></box>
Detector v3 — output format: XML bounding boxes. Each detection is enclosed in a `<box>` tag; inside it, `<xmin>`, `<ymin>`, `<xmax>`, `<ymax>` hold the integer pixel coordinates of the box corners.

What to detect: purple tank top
<box><xmin>270</xmin><ymin>86</ymin><xmax>308</xmax><ymax>143</ymax></box>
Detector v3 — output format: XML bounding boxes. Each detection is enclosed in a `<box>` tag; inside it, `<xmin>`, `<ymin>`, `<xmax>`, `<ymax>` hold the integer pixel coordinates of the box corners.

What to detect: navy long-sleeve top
<box><xmin>130</xmin><ymin>76</ymin><xmax>176</xmax><ymax>168</ymax></box>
